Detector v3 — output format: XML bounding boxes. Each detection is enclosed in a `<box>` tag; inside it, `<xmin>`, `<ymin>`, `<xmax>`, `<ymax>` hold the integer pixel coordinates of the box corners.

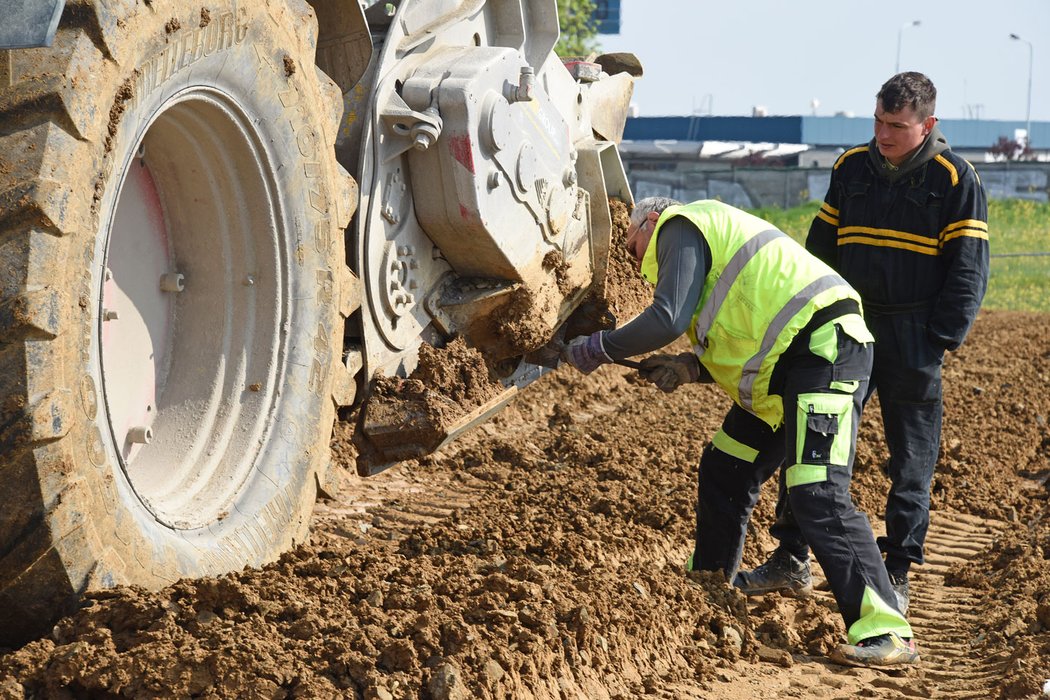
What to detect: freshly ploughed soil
<box><xmin>1</xmin><ymin>311</ymin><xmax>1048</xmax><ymax>699</ymax></box>
<box><xmin>0</xmin><ymin>193</ymin><xmax>1048</xmax><ymax>697</ymax></box>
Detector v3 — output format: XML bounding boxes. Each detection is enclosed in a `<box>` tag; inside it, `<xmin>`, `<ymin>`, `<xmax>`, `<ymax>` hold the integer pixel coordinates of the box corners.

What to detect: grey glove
<box><xmin>560</xmin><ymin>332</ymin><xmax>611</xmax><ymax>374</ymax></box>
<box><xmin>639</xmin><ymin>352</ymin><xmax>701</xmax><ymax>393</ymax></box>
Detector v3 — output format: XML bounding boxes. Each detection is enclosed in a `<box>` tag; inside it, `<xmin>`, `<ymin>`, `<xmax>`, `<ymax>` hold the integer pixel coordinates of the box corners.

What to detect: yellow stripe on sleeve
<box><xmin>966</xmin><ymin>159</ymin><xmax>981</xmax><ymax>186</ymax></box>
<box><xmin>941</xmin><ymin>219</ymin><xmax>988</xmax><ymax>234</ymax></box>
<box><xmin>941</xmin><ymin>227</ymin><xmax>989</xmax><ymax>244</ymax></box>
<box><xmin>816</xmin><ymin>209</ymin><xmax>838</xmax><ymax>226</ymax></box>
<box><xmin>934</xmin><ymin>154</ymin><xmax>959</xmax><ymax>186</ymax></box>
<box><xmin>834</xmin><ymin>146</ymin><xmax>868</xmax><ymax>170</ymax></box>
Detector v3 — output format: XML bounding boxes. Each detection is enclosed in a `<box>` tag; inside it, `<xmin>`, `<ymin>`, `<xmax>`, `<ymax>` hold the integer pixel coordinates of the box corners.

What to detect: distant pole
<box><xmin>1010</xmin><ymin>33</ymin><xmax>1034</xmax><ymax>152</ymax></box>
<box><xmin>895</xmin><ymin>20</ymin><xmax>921</xmax><ymax>73</ymax></box>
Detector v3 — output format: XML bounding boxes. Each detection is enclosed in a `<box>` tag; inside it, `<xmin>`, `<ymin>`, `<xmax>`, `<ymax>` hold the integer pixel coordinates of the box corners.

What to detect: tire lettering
<box><xmin>79</xmin><ymin>375</ymin><xmax>98</xmax><ymax>420</ymax></box>
<box><xmin>316</xmin><ymin>269</ymin><xmax>335</xmax><ymax>306</ymax></box>
<box><xmin>308</xmin><ymin>321</ymin><xmax>331</xmax><ymax>393</ymax></box>
<box><xmin>314</xmin><ymin>218</ymin><xmax>334</xmax><ymax>253</ymax></box>
<box><xmin>203</xmin><ymin>490</ymin><xmax>291</xmax><ymax>570</ymax></box>
<box><xmin>308</xmin><ymin>188</ymin><xmax>328</xmax><ymax>216</ymax></box>
<box><xmin>131</xmin><ymin>12</ymin><xmax>247</xmax><ymax>111</ymax></box>
<box><xmin>86</xmin><ymin>424</ymin><xmax>106</xmax><ymax>466</ymax></box>
<box><xmin>255</xmin><ymin>24</ymin><xmax>339</xmax><ymax>398</ymax></box>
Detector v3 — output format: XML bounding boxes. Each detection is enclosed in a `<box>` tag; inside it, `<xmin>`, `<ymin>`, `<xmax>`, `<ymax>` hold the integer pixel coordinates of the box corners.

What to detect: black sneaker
<box><xmin>829</xmin><ymin>632</ymin><xmax>920</xmax><ymax>667</ymax></box>
<box><xmin>888</xmin><ymin>570</ymin><xmax>910</xmax><ymax>616</ymax></box>
<box><xmin>732</xmin><ymin>549</ymin><xmax>812</xmax><ymax>596</ymax></box>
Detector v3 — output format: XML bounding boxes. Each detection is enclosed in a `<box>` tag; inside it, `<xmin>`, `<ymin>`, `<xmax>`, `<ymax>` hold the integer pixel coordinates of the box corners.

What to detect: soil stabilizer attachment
<box><xmin>345</xmin><ymin>0</ymin><xmax>636</xmax><ymax>472</ymax></box>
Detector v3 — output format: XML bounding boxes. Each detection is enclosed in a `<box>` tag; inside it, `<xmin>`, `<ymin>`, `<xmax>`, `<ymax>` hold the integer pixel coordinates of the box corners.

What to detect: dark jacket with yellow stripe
<box><xmin>806</xmin><ymin>127</ymin><xmax>989</xmax><ymax>352</ymax></box>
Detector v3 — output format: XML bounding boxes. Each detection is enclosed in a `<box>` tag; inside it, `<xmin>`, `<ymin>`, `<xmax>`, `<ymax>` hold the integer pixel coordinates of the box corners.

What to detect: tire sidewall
<box><xmin>62</xmin><ymin>1</ymin><xmax>340</xmax><ymax>584</ymax></box>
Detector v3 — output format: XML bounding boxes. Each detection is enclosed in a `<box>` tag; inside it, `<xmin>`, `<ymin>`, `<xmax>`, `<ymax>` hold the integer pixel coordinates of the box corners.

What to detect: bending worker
<box><xmin>737</xmin><ymin>72</ymin><xmax>989</xmax><ymax>616</ymax></box>
<box><xmin>561</xmin><ymin>197</ymin><xmax>917</xmax><ymax>667</ymax></box>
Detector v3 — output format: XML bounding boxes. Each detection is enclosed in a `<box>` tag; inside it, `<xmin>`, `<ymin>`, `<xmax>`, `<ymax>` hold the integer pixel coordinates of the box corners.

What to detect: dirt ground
<box><xmin>1</xmin><ymin>259</ymin><xmax>1049</xmax><ymax>697</ymax></box>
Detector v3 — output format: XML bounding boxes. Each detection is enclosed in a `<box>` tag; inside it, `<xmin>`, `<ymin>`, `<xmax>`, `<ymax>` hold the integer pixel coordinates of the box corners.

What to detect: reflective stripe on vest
<box><xmin>693</xmin><ymin>228</ymin><xmax>783</xmax><ymax>356</ymax></box>
<box><xmin>641</xmin><ymin>200</ymin><xmax>861</xmax><ymax>428</ymax></box>
<box><xmin>738</xmin><ymin>273</ymin><xmax>846</xmax><ymax>412</ymax></box>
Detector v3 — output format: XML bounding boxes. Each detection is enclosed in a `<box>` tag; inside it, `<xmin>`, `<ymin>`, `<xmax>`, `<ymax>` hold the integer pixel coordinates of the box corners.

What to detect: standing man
<box><xmin>736</xmin><ymin>72</ymin><xmax>989</xmax><ymax>615</ymax></box>
<box><xmin>561</xmin><ymin>197</ymin><xmax>918</xmax><ymax>667</ymax></box>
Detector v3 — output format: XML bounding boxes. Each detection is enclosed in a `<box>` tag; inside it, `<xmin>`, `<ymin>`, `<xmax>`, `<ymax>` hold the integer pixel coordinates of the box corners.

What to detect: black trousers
<box><xmin>692</xmin><ymin>324</ymin><xmax>904</xmax><ymax>631</ymax></box>
<box><xmin>771</xmin><ymin>313</ymin><xmax>943</xmax><ymax>573</ymax></box>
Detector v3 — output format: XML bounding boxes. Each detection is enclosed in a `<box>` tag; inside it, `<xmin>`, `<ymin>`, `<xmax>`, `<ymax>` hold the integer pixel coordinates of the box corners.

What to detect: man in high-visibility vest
<box><xmin>561</xmin><ymin>196</ymin><xmax>917</xmax><ymax>667</ymax></box>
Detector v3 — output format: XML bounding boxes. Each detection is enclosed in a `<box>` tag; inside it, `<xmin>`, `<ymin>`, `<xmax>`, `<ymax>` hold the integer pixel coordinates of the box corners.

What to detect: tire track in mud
<box><xmin>318</xmin><ymin>441</ymin><xmax>1013</xmax><ymax>699</ymax></box>
<box><xmin>791</xmin><ymin>510</ymin><xmax>1010</xmax><ymax>700</ymax></box>
<box><xmin>312</xmin><ymin>465</ymin><xmax>491</xmax><ymax>544</ymax></box>
<box><xmin>908</xmin><ymin>510</ymin><xmax>1009</xmax><ymax>699</ymax></box>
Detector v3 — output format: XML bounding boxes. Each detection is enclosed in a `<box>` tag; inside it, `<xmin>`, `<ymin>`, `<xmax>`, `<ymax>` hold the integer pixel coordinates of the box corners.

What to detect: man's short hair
<box><xmin>877</xmin><ymin>72</ymin><xmax>937</xmax><ymax>120</ymax></box>
<box><xmin>629</xmin><ymin>196</ymin><xmax>681</xmax><ymax>228</ymax></box>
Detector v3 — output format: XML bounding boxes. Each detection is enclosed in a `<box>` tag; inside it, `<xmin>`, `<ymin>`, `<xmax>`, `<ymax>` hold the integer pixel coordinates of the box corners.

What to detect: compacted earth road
<box><xmin>1</xmin><ymin>310</ymin><xmax>1048</xmax><ymax>699</ymax></box>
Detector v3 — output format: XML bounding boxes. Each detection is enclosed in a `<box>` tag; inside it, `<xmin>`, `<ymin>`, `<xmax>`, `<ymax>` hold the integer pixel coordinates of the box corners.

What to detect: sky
<box><xmin>597</xmin><ymin>0</ymin><xmax>1049</xmax><ymax>123</ymax></box>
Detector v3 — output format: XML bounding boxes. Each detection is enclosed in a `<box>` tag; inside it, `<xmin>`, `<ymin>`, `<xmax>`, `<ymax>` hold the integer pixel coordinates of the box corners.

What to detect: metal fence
<box><xmin>624</xmin><ymin>161</ymin><xmax>1050</xmax><ymax>210</ymax></box>
<box><xmin>622</xmin><ymin>159</ymin><xmax>1050</xmax><ymax>312</ymax></box>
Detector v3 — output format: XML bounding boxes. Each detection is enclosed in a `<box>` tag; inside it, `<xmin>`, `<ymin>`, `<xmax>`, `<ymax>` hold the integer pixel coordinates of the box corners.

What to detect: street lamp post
<box><xmin>1010</xmin><ymin>33</ymin><xmax>1034</xmax><ymax>152</ymax></box>
<box><xmin>895</xmin><ymin>20</ymin><xmax>921</xmax><ymax>73</ymax></box>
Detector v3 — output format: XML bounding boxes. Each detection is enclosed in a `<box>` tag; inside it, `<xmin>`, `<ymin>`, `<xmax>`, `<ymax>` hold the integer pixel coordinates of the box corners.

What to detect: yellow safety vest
<box><xmin>640</xmin><ymin>200</ymin><xmax>862</xmax><ymax>428</ymax></box>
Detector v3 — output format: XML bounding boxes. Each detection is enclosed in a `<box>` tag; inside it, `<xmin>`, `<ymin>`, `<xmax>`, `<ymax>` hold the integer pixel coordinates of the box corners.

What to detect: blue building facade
<box><xmin>623</xmin><ymin>115</ymin><xmax>1048</xmax><ymax>151</ymax></box>
<box><xmin>593</xmin><ymin>0</ymin><xmax>621</xmax><ymax>34</ymax></box>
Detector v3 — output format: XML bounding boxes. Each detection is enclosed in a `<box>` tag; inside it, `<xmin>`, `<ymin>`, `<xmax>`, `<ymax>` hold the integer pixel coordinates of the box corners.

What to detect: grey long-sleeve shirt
<box><xmin>602</xmin><ymin>216</ymin><xmax>710</xmax><ymax>360</ymax></box>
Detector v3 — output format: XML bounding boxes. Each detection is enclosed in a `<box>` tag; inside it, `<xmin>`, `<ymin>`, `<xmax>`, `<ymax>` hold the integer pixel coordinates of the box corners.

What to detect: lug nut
<box><xmin>160</xmin><ymin>272</ymin><xmax>185</xmax><ymax>292</ymax></box>
<box><xmin>128</xmin><ymin>426</ymin><xmax>153</xmax><ymax>445</ymax></box>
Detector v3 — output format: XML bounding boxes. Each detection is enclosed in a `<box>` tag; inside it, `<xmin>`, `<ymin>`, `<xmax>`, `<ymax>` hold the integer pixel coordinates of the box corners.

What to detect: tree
<box><xmin>988</xmin><ymin>136</ymin><xmax>1032</xmax><ymax>161</ymax></box>
<box><xmin>556</xmin><ymin>0</ymin><xmax>601</xmax><ymax>57</ymax></box>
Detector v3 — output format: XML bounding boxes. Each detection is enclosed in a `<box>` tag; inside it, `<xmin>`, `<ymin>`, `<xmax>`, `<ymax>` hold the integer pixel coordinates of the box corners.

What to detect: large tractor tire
<box><xmin>0</xmin><ymin>0</ymin><xmax>355</xmax><ymax>646</ymax></box>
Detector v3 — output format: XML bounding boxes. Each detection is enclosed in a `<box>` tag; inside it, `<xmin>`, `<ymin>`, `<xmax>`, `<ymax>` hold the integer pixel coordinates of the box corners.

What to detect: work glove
<box><xmin>639</xmin><ymin>352</ymin><xmax>701</xmax><ymax>393</ymax></box>
<box><xmin>560</xmin><ymin>331</ymin><xmax>611</xmax><ymax>374</ymax></box>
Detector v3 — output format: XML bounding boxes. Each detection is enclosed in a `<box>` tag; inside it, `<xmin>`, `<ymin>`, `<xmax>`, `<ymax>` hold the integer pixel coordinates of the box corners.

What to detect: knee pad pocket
<box><xmin>788</xmin><ymin>392</ymin><xmax>854</xmax><ymax>488</ymax></box>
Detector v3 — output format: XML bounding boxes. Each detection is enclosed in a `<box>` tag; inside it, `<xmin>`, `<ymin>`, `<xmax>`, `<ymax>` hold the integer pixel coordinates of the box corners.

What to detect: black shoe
<box><xmin>733</xmin><ymin>549</ymin><xmax>812</xmax><ymax>596</ymax></box>
<box><xmin>829</xmin><ymin>632</ymin><xmax>920</xmax><ymax>667</ymax></box>
<box><xmin>888</xmin><ymin>570</ymin><xmax>910</xmax><ymax>616</ymax></box>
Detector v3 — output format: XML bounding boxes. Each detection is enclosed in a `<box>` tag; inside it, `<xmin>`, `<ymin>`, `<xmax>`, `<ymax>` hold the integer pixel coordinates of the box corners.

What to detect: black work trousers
<box><xmin>692</xmin><ymin>324</ymin><xmax>903</xmax><ymax>631</ymax></box>
<box><xmin>771</xmin><ymin>313</ymin><xmax>943</xmax><ymax>573</ymax></box>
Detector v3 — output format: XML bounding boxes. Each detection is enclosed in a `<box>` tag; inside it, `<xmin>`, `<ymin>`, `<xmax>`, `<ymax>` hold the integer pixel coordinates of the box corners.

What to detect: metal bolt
<box><xmin>244</xmin><ymin>275</ymin><xmax>255</xmax><ymax>286</ymax></box>
<box><xmin>488</xmin><ymin>171</ymin><xmax>500</xmax><ymax>189</ymax></box>
<box><xmin>160</xmin><ymin>272</ymin><xmax>185</xmax><ymax>292</ymax></box>
<box><xmin>128</xmin><ymin>426</ymin><xmax>153</xmax><ymax>444</ymax></box>
<box><xmin>104</xmin><ymin>268</ymin><xmax>112</xmax><ymax>281</ymax></box>
<box><xmin>412</xmin><ymin>132</ymin><xmax>433</xmax><ymax>151</ymax></box>
<box><xmin>515</xmin><ymin>66</ymin><xmax>535</xmax><ymax>102</ymax></box>
<box><xmin>103</xmin><ymin>309</ymin><xmax>119</xmax><ymax>321</ymax></box>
